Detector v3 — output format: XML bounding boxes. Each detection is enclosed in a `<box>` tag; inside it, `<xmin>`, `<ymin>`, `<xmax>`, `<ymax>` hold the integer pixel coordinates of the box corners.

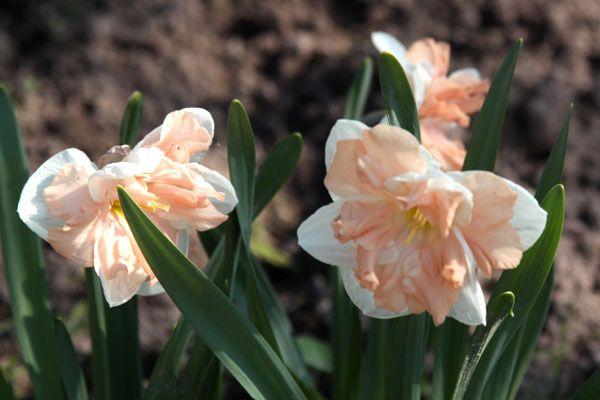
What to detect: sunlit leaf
<box><xmin>432</xmin><ymin>319</ymin><xmax>468</xmax><ymax>400</ymax></box>
<box><xmin>463</xmin><ymin>39</ymin><xmax>522</xmax><ymax>172</ymax></box>
<box><xmin>453</xmin><ymin>292</ymin><xmax>516</xmax><ymax>400</ymax></box>
<box><xmin>344</xmin><ymin>57</ymin><xmax>373</xmax><ymax>120</ymax></box>
<box><xmin>118</xmin><ymin>187</ymin><xmax>305</xmax><ymax>400</ymax></box>
<box><xmin>0</xmin><ymin>84</ymin><xmax>64</xmax><ymax>399</ymax></box>
<box><xmin>119</xmin><ymin>91</ymin><xmax>144</xmax><ymax>147</ymax></box>
<box><xmin>378</xmin><ymin>52</ymin><xmax>420</xmax><ymax>139</ymax></box>
<box><xmin>54</xmin><ymin>319</ymin><xmax>88</xmax><ymax>400</ymax></box>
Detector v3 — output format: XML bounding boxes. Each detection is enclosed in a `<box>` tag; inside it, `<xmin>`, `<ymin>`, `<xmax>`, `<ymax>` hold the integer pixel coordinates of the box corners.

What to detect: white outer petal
<box><xmin>297</xmin><ymin>201</ymin><xmax>357</xmax><ymax>268</ymax></box>
<box><xmin>505</xmin><ymin>180</ymin><xmax>547</xmax><ymax>249</ymax></box>
<box><xmin>188</xmin><ymin>163</ymin><xmax>238</xmax><ymax>215</ymax></box>
<box><xmin>448</xmin><ymin>229</ymin><xmax>487</xmax><ymax>325</ymax></box>
<box><xmin>447</xmin><ymin>171</ymin><xmax>548</xmax><ymax>251</ymax></box>
<box><xmin>123</xmin><ymin>147</ymin><xmax>164</xmax><ymax>173</ymax></box>
<box><xmin>17</xmin><ymin>148</ymin><xmax>96</xmax><ymax>240</ymax></box>
<box><xmin>137</xmin><ymin>230</ymin><xmax>190</xmax><ymax>296</ymax></box>
<box><xmin>340</xmin><ymin>267</ymin><xmax>407</xmax><ymax>319</ymax></box>
<box><xmin>371</xmin><ymin>31</ymin><xmax>409</xmax><ymax>66</ymax></box>
<box><xmin>325</xmin><ymin>119</ymin><xmax>368</xmax><ymax>171</ymax></box>
<box><xmin>449</xmin><ymin>68</ymin><xmax>481</xmax><ymax>80</ymax></box>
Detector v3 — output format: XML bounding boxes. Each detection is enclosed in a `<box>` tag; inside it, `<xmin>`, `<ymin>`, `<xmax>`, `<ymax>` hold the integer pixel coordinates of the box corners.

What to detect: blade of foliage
<box><xmin>144</xmin><ymin>317</ymin><xmax>193</xmax><ymax>400</ymax></box>
<box><xmin>378</xmin><ymin>52</ymin><xmax>420</xmax><ymax>139</ymax></box>
<box><xmin>331</xmin><ymin>269</ymin><xmax>362</xmax><ymax>400</ymax></box>
<box><xmin>227</xmin><ymin>100</ymin><xmax>256</xmax><ymax>247</ymax></box>
<box><xmin>388</xmin><ymin>315</ymin><xmax>430</xmax><ymax>400</ymax></box>
<box><xmin>506</xmin><ymin>271</ymin><xmax>553</xmax><ymax>400</ymax></box>
<box><xmin>106</xmin><ymin>299</ymin><xmax>142</xmax><ymax>400</ymax></box>
<box><xmin>54</xmin><ymin>319</ymin><xmax>88</xmax><ymax>400</ymax></box>
<box><xmin>118</xmin><ymin>187</ymin><xmax>306</xmax><ymax>400</ymax></box>
<box><xmin>358</xmin><ymin>320</ymin><xmax>387</xmax><ymax>400</ymax></box>
<box><xmin>119</xmin><ymin>91</ymin><xmax>144</xmax><ymax>147</ymax></box>
<box><xmin>0</xmin><ymin>367</ymin><xmax>15</xmax><ymax>400</ymax></box>
<box><xmin>253</xmin><ymin>132</ymin><xmax>303</xmax><ymax>217</ymax></box>
<box><xmin>571</xmin><ymin>368</ymin><xmax>600</xmax><ymax>400</ymax></box>
<box><xmin>462</xmin><ymin>39</ymin><xmax>522</xmax><ymax>172</ymax></box>
<box><xmin>432</xmin><ymin>319</ymin><xmax>469</xmax><ymax>400</ymax></box>
<box><xmin>535</xmin><ymin>104</ymin><xmax>572</xmax><ymax>203</ymax></box>
<box><xmin>243</xmin><ymin>248</ymin><xmax>313</xmax><ymax>385</ymax></box>
<box><xmin>85</xmin><ymin>270</ymin><xmax>111</xmax><ymax>399</ymax></box>
<box><xmin>0</xmin><ymin>84</ymin><xmax>64</xmax><ymax>399</ymax></box>
<box><xmin>463</xmin><ymin>185</ymin><xmax>565</xmax><ymax>399</ymax></box>
<box><xmin>344</xmin><ymin>57</ymin><xmax>373</xmax><ymax>120</ymax></box>
<box><xmin>483</xmin><ymin>103</ymin><xmax>572</xmax><ymax>400</ymax></box>
<box><xmin>179</xmin><ymin>337</ymin><xmax>222</xmax><ymax>399</ymax></box>
<box><xmin>296</xmin><ymin>335</ymin><xmax>332</xmax><ymax>373</ymax></box>
<box><xmin>452</xmin><ymin>292</ymin><xmax>516</xmax><ymax>400</ymax></box>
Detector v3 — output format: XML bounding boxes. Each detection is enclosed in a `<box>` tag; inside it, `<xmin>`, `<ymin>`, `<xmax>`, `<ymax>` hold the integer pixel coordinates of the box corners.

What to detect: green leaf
<box><xmin>119</xmin><ymin>91</ymin><xmax>144</xmax><ymax>147</ymax></box>
<box><xmin>535</xmin><ymin>104</ymin><xmax>572</xmax><ymax>202</ymax></box>
<box><xmin>253</xmin><ymin>133</ymin><xmax>303</xmax><ymax>218</ymax></box>
<box><xmin>452</xmin><ymin>292</ymin><xmax>516</xmax><ymax>400</ymax></box>
<box><xmin>463</xmin><ymin>184</ymin><xmax>565</xmax><ymax>399</ymax></box>
<box><xmin>506</xmin><ymin>271</ymin><xmax>553</xmax><ymax>399</ymax></box>
<box><xmin>378</xmin><ymin>52</ymin><xmax>420</xmax><ymax>139</ymax></box>
<box><xmin>144</xmin><ymin>317</ymin><xmax>193</xmax><ymax>400</ymax></box>
<box><xmin>0</xmin><ymin>84</ymin><xmax>64</xmax><ymax>399</ymax></box>
<box><xmin>462</xmin><ymin>39</ymin><xmax>522</xmax><ymax>172</ymax></box>
<box><xmin>227</xmin><ymin>100</ymin><xmax>256</xmax><ymax>247</ymax></box>
<box><xmin>571</xmin><ymin>368</ymin><xmax>600</xmax><ymax>400</ymax></box>
<box><xmin>0</xmin><ymin>367</ymin><xmax>15</xmax><ymax>400</ymax></box>
<box><xmin>179</xmin><ymin>337</ymin><xmax>222</xmax><ymax>399</ymax></box>
<box><xmin>54</xmin><ymin>319</ymin><xmax>88</xmax><ymax>400</ymax></box>
<box><xmin>489</xmin><ymin>105</ymin><xmax>572</xmax><ymax>399</ymax></box>
<box><xmin>331</xmin><ymin>269</ymin><xmax>362</xmax><ymax>400</ymax></box>
<box><xmin>344</xmin><ymin>57</ymin><xmax>373</xmax><ymax>119</ymax></box>
<box><xmin>296</xmin><ymin>335</ymin><xmax>332</xmax><ymax>373</ymax></box>
<box><xmin>118</xmin><ymin>187</ymin><xmax>305</xmax><ymax>400</ymax></box>
<box><xmin>85</xmin><ymin>269</ymin><xmax>111</xmax><ymax>400</ymax></box>
<box><xmin>432</xmin><ymin>319</ymin><xmax>469</xmax><ymax>400</ymax></box>
<box><xmin>358</xmin><ymin>320</ymin><xmax>387</xmax><ymax>400</ymax></box>
<box><xmin>387</xmin><ymin>314</ymin><xmax>430</xmax><ymax>400</ymax></box>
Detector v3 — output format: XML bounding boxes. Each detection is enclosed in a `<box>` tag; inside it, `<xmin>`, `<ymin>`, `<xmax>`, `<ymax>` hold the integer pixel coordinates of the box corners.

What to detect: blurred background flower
<box><xmin>0</xmin><ymin>0</ymin><xmax>598</xmax><ymax>397</ymax></box>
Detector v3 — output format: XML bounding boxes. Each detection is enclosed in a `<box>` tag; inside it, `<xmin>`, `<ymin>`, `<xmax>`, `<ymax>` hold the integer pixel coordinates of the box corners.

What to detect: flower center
<box><xmin>405</xmin><ymin>207</ymin><xmax>432</xmax><ymax>244</ymax></box>
<box><xmin>110</xmin><ymin>199</ymin><xmax>170</xmax><ymax>218</ymax></box>
<box><xmin>110</xmin><ymin>201</ymin><xmax>125</xmax><ymax>219</ymax></box>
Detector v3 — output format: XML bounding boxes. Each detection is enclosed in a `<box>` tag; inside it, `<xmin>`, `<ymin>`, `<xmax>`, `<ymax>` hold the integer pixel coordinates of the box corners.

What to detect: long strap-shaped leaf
<box><xmin>118</xmin><ymin>187</ymin><xmax>306</xmax><ymax>400</ymax></box>
<box><xmin>378</xmin><ymin>52</ymin><xmax>420</xmax><ymax>139</ymax></box>
<box><xmin>462</xmin><ymin>39</ymin><xmax>522</xmax><ymax>172</ymax></box>
<box><xmin>54</xmin><ymin>319</ymin><xmax>89</xmax><ymax>400</ymax></box>
<box><xmin>0</xmin><ymin>367</ymin><xmax>15</xmax><ymax>400</ymax></box>
<box><xmin>0</xmin><ymin>85</ymin><xmax>64</xmax><ymax>399</ymax></box>
<box><xmin>498</xmin><ymin>105</ymin><xmax>572</xmax><ymax>399</ymax></box>
<box><xmin>344</xmin><ymin>57</ymin><xmax>373</xmax><ymax>120</ymax></box>
<box><xmin>571</xmin><ymin>368</ymin><xmax>600</xmax><ymax>400</ymax></box>
<box><xmin>432</xmin><ymin>319</ymin><xmax>469</xmax><ymax>400</ymax></box>
<box><xmin>452</xmin><ymin>292</ymin><xmax>516</xmax><ymax>400</ymax></box>
<box><xmin>85</xmin><ymin>91</ymin><xmax>145</xmax><ymax>400</ymax></box>
<box><xmin>463</xmin><ymin>184</ymin><xmax>565</xmax><ymax>399</ymax></box>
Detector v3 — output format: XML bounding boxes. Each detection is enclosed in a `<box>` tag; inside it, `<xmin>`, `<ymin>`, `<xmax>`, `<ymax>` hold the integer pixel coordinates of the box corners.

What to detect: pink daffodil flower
<box><xmin>297</xmin><ymin>121</ymin><xmax>546</xmax><ymax>325</ymax></box>
<box><xmin>18</xmin><ymin>108</ymin><xmax>237</xmax><ymax>307</ymax></box>
<box><xmin>371</xmin><ymin>33</ymin><xmax>490</xmax><ymax>171</ymax></box>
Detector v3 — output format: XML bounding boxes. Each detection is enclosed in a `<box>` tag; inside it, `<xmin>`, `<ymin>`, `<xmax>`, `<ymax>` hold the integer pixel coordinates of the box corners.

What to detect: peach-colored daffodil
<box><xmin>18</xmin><ymin>108</ymin><xmax>237</xmax><ymax>307</ymax></box>
<box><xmin>297</xmin><ymin>121</ymin><xmax>546</xmax><ymax>325</ymax></box>
<box><xmin>371</xmin><ymin>32</ymin><xmax>490</xmax><ymax>170</ymax></box>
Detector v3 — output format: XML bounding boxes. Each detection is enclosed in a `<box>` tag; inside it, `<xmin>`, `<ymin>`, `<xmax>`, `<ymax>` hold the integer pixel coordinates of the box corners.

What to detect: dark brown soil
<box><xmin>0</xmin><ymin>0</ymin><xmax>599</xmax><ymax>398</ymax></box>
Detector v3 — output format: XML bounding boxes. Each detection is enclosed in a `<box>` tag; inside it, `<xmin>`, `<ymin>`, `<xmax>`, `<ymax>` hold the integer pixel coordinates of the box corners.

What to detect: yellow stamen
<box><xmin>405</xmin><ymin>208</ymin><xmax>431</xmax><ymax>244</ymax></box>
<box><xmin>147</xmin><ymin>200</ymin><xmax>170</xmax><ymax>212</ymax></box>
<box><xmin>110</xmin><ymin>201</ymin><xmax>125</xmax><ymax>219</ymax></box>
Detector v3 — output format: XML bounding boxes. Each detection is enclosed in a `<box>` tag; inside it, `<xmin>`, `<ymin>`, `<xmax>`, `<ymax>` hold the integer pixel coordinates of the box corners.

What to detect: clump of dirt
<box><xmin>0</xmin><ymin>0</ymin><xmax>598</xmax><ymax>397</ymax></box>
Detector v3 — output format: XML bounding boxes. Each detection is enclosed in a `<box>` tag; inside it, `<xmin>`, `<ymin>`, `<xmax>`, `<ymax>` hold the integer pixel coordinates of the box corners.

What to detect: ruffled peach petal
<box><xmin>146</xmin><ymin>110</ymin><xmax>213</xmax><ymax>163</ymax></box>
<box><xmin>47</xmin><ymin>215</ymin><xmax>102</xmax><ymax>266</ymax></box>
<box><xmin>325</xmin><ymin>139</ymin><xmax>376</xmax><ymax>197</ymax></box>
<box><xmin>420</xmin><ymin>119</ymin><xmax>466</xmax><ymax>171</ymax></box>
<box><xmin>407</xmin><ymin>38</ymin><xmax>450</xmax><ymax>77</ymax></box>
<box><xmin>451</xmin><ymin>171</ymin><xmax>523</xmax><ymax>277</ymax></box>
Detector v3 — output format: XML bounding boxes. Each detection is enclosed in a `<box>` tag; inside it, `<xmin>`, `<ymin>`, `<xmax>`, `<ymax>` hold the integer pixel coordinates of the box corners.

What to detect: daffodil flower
<box><xmin>297</xmin><ymin>121</ymin><xmax>546</xmax><ymax>325</ymax></box>
<box><xmin>18</xmin><ymin>108</ymin><xmax>237</xmax><ymax>307</ymax></box>
<box><xmin>372</xmin><ymin>32</ymin><xmax>490</xmax><ymax>171</ymax></box>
